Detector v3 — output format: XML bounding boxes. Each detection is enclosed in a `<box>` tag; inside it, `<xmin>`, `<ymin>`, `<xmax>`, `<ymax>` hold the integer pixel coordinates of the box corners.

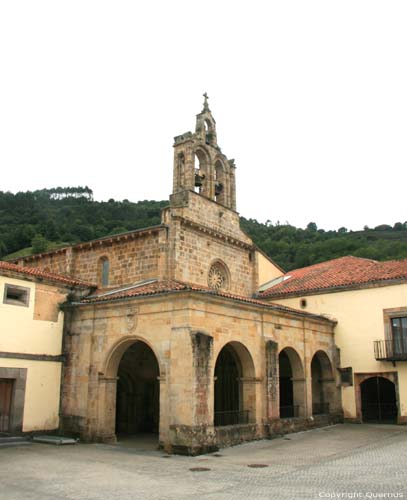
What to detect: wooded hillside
<box><xmin>1</xmin><ymin>187</ymin><xmax>407</xmax><ymax>271</ymax></box>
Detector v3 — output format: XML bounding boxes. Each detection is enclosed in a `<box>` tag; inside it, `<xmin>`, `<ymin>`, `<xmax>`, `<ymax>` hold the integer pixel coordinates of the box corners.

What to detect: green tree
<box><xmin>31</xmin><ymin>234</ymin><xmax>49</xmax><ymax>254</ymax></box>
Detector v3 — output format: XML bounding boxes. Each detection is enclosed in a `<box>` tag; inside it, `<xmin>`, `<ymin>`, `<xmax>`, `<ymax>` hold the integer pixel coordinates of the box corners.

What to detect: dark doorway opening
<box><xmin>115</xmin><ymin>342</ymin><xmax>159</xmax><ymax>439</ymax></box>
<box><xmin>360</xmin><ymin>376</ymin><xmax>397</xmax><ymax>423</ymax></box>
<box><xmin>0</xmin><ymin>379</ymin><xmax>14</xmax><ymax>433</ymax></box>
<box><xmin>279</xmin><ymin>351</ymin><xmax>294</xmax><ymax>418</ymax></box>
<box><xmin>214</xmin><ymin>344</ymin><xmax>245</xmax><ymax>426</ymax></box>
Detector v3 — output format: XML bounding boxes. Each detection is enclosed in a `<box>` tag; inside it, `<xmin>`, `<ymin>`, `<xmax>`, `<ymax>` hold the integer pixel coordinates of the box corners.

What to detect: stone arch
<box><xmin>213</xmin><ymin>341</ymin><xmax>256</xmax><ymax>426</ymax></box>
<box><xmin>103</xmin><ymin>336</ymin><xmax>164</xmax><ymax>379</ymax></box>
<box><xmin>278</xmin><ymin>346</ymin><xmax>305</xmax><ymax>417</ymax></box>
<box><xmin>311</xmin><ymin>350</ymin><xmax>335</xmax><ymax>415</ymax></box>
<box><xmin>194</xmin><ymin>146</ymin><xmax>212</xmax><ymax>198</ymax></box>
<box><xmin>100</xmin><ymin>336</ymin><xmax>164</xmax><ymax>441</ymax></box>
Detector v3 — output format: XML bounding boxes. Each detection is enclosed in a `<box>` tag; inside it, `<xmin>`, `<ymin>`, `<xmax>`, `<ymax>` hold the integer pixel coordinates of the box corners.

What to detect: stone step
<box><xmin>32</xmin><ymin>435</ymin><xmax>78</xmax><ymax>445</ymax></box>
<box><xmin>0</xmin><ymin>436</ymin><xmax>31</xmax><ymax>448</ymax></box>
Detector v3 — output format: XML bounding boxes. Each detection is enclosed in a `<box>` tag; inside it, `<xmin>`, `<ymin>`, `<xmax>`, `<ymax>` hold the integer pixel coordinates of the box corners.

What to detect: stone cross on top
<box><xmin>203</xmin><ymin>92</ymin><xmax>210</xmax><ymax>111</ymax></box>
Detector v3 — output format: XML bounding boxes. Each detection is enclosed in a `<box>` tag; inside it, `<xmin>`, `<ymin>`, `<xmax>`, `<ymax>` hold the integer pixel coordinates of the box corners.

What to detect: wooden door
<box><xmin>0</xmin><ymin>379</ymin><xmax>14</xmax><ymax>432</ymax></box>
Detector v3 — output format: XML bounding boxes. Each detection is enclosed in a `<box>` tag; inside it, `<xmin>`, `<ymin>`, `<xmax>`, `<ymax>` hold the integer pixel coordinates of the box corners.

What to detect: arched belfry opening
<box><xmin>172</xmin><ymin>93</ymin><xmax>236</xmax><ymax>210</ymax></box>
<box><xmin>214</xmin><ymin>160</ymin><xmax>227</xmax><ymax>205</ymax></box>
<box><xmin>214</xmin><ymin>342</ymin><xmax>256</xmax><ymax>426</ymax></box>
<box><xmin>115</xmin><ymin>341</ymin><xmax>160</xmax><ymax>438</ymax></box>
<box><xmin>194</xmin><ymin>148</ymin><xmax>211</xmax><ymax>198</ymax></box>
<box><xmin>279</xmin><ymin>347</ymin><xmax>305</xmax><ymax>418</ymax></box>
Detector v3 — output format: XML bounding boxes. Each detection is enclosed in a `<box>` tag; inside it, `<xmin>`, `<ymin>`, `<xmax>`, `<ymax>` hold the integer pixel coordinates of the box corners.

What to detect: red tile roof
<box><xmin>75</xmin><ymin>279</ymin><xmax>333</xmax><ymax>322</ymax></box>
<box><xmin>0</xmin><ymin>260</ymin><xmax>95</xmax><ymax>288</ymax></box>
<box><xmin>259</xmin><ymin>256</ymin><xmax>407</xmax><ymax>298</ymax></box>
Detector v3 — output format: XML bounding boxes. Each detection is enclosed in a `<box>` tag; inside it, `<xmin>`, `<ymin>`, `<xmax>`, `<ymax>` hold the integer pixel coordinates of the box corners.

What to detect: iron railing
<box><xmin>312</xmin><ymin>402</ymin><xmax>330</xmax><ymax>415</ymax></box>
<box><xmin>374</xmin><ymin>339</ymin><xmax>407</xmax><ymax>361</ymax></box>
<box><xmin>280</xmin><ymin>405</ymin><xmax>299</xmax><ymax>418</ymax></box>
<box><xmin>214</xmin><ymin>410</ymin><xmax>249</xmax><ymax>427</ymax></box>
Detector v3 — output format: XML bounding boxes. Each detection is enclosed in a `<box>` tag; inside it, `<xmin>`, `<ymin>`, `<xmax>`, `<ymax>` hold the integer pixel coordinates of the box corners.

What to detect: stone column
<box><xmin>265</xmin><ymin>341</ymin><xmax>279</xmax><ymax>420</ymax></box>
<box><xmin>293</xmin><ymin>377</ymin><xmax>306</xmax><ymax>417</ymax></box>
<box><xmin>96</xmin><ymin>376</ymin><xmax>118</xmax><ymax>443</ymax></box>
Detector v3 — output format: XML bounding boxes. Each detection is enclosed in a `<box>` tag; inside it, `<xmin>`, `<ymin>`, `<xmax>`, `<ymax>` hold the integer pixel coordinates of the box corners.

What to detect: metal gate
<box><xmin>361</xmin><ymin>376</ymin><xmax>397</xmax><ymax>423</ymax></box>
<box><xmin>0</xmin><ymin>379</ymin><xmax>14</xmax><ymax>432</ymax></box>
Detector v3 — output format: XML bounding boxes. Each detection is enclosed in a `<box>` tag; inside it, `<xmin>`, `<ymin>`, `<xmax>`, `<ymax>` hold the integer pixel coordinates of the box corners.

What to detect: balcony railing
<box><xmin>214</xmin><ymin>410</ymin><xmax>249</xmax><ymax>427</ymax></box>
<box><xmin>374</xmin><ymin>339</ymin><xmax>407</xmax><ymax>361</ymax></box>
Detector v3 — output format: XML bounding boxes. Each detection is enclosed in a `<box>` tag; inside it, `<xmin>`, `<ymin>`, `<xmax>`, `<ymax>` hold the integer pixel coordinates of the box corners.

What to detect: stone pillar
<box><xmin>293</xmin><ymin>377</ymin><xmax>306</xmax><ymax>417</ymax></box>
<box><xmin>229</xmin><ymin>163</ymin><xmax>236</xmax><ymax>211</ymax></box>
<box><xmin>321</xmin><ymin>377</ymin><xmax>337</xmax><ymax>413</ymax></box>
<box><xmin>265</xmin><ymin>340</ymin><xmax>279</xmax><ymax>420</ymax></box>
<box><xmin>190</xmin><ymin>332</ymin><xmax>213</xmax><ymax>425</ymax></box>
<box><xmin>96</xmin><ymin>376</ymin><xmax>118</xmax><ymax>443</ymax></box>
<box><xmin>241</xmin><ymin>377</ymin><xmax>260</xmax><ymax>424</ymax></box>
<box><xmin>168</xmin><ymin>329</ymin><xmax>217</xmax><ymax>455</ymax></box>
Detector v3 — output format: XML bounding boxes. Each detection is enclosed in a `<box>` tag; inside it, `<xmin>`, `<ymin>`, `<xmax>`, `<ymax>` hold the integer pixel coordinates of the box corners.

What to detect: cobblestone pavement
<box><xmin>1</xmin><ymin>424</ymin><xmax>406</xmax><ymax>500</ymax></box>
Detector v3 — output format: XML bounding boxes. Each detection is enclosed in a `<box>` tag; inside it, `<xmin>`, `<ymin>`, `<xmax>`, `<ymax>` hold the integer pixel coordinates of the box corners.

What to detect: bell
<box><xmin>195</xmin><ymin>173</ymin><xmax>205</xmax><ymax>188</ymax></box>
<box><xmin>215</xmin><ymin>182</ymin><xmax>223</xmax><ymax>196</ymax></box>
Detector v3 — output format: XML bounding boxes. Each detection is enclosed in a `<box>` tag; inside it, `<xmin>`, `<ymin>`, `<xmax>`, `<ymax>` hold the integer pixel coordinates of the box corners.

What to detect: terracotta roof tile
<box><xmin>76</xmin><ymin>279</ymin><xmax>333</xmax><ymax>322</ymax></box>
<box><xmin>259</xmin><ymin>256</ymin><xmax>407</xmax><ymax>298</ymax></box>
<box><xmin>0</xmin><ymin>260</ymin><xmax>95</xmax><ymax>288</ymax></box>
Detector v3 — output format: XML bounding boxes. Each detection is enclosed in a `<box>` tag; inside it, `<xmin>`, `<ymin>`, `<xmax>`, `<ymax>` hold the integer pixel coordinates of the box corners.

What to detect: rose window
<box><xmin>208</xmin><ymin>263</ymin><xmax>229</xmax><ymax>291</ymax></box>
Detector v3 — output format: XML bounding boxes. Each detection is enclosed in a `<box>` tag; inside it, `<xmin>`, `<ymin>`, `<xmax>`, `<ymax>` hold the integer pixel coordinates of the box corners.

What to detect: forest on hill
<box><xmin>1</xmin><ymin>187</ymin><xmax>407</xmax><ymax>271</ymax></box>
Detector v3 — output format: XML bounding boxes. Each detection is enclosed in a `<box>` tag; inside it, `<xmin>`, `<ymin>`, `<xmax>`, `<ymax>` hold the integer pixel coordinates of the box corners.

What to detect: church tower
<box><xmin>162</xmin><ymin>95</ymin><xmax>257</xmax><ymax>297</ymax></box>
<box><xmin>172</xmin><ymin>94</ymin><xmax>236</xmax><ymax>210</ymax></box>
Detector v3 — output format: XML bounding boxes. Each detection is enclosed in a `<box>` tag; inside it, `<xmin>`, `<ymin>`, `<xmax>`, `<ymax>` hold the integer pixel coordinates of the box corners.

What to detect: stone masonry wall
<box><xmin>168</xmin><ymin>190</ymin><xmax>251</xmax><ymax>243</ymax></box>
<box><xmin>71</xmin><ymin>231</ymin><xmax>166</xmax><ymax>286</ymax></box>
<box><xmin>17</xmin><ymin>229</ymin><xmax>167</xmax><ymax>287</ymax></box>
<box><xmin>165</xmin><ymin>190</ymin><xmax>256</xmax><ymax>296</ymax></box>
<box><xmin>172</xmin><ymin>222</ymin><xmax>254</xmax><ymax>296</ymax></box>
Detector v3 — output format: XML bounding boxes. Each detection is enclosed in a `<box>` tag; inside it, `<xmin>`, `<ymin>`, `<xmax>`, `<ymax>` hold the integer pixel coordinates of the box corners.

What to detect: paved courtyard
<box><xmin>1</xmin><ymin>424</ymin><xmax>406</xmax><ymax>500</ymax></box>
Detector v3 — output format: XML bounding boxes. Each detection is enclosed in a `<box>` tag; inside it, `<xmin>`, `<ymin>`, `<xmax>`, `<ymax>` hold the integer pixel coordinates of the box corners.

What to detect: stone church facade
<box><xmin>17</xmin><ymin>97</ymin><xmax>342</xmax><ymax>454</ymax></box>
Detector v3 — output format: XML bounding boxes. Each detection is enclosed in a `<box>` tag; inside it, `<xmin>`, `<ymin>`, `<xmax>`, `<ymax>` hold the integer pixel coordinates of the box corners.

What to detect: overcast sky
<box><xmin>1</xmin><ymin>1</ymin><xmax>406</xmax><ymax>231</ymax></box>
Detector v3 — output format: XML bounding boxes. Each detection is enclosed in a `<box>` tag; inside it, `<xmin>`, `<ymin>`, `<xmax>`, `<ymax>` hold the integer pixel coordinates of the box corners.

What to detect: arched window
<box><xmin>98</xmin><ymin>256</ymin><xmax>110</xmax><ymax>287</ymax></box>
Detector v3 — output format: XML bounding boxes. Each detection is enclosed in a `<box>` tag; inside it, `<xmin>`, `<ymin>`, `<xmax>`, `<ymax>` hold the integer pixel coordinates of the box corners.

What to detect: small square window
<box><xmin>3</xmin><ymin>284</ymin><xmax>30</xmax><ymax>307</ymax></box>
<box><xmin>338</xmin><ymin>367</ymin><xmax>353</xmax><ymax>386</ymax></box>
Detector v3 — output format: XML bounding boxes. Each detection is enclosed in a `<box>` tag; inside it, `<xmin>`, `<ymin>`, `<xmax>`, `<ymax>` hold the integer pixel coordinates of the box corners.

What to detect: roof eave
<box><xmin>260</xmin><ymin>276</ymin><xmax>407</xmax><ymax>300</ymax></box>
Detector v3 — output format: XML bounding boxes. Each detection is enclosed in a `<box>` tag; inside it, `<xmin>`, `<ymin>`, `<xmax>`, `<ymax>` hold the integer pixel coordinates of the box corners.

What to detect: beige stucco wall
<box><xmin>0</xmin><ymin>358</ymin><xmax>61</xmax><ymax>431</ymax></box>
<box><xmin>0</xmin><ymin>275</ymin><xmax>65</xmax><ymax>431</ymax></box>
<box><xmin>0</xmin><ymin>276</ymin><xmax>64</xmax><ymax>355</ymax></box>
<box><xmin>271</xmin><ymin>283</ymin><xmax>407</xmax><ymax>419</ymax></box>
<box><xmin>256</xmin><ymin>251</ymin><xmax>283</xmax><ymax>286</ymax></box>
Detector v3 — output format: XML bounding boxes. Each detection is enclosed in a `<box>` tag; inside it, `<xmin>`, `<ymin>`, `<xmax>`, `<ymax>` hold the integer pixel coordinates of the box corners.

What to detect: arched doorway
<box><xmin>115</xmin><ymin>341</ymin><xmax>160</xmax><ymax>438</ymax></box>
<box><xmin>214</xmin><ymin>342</ymin><xmax>255</xmax><ymax>426</ymax></box>
<box><xmin>311</xmin><ymin>351</ymin><xmax>335</xmax><ymax>415</ymax></box>
<box><xmin>279</xmin><ymin>347</ymin><xmax>305</xmax><ymax>418</ymax></box>
<box><xmin>360</xmin><ymin>376</ymin><xmax>397</xmax><ymax>423</ymax></box>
